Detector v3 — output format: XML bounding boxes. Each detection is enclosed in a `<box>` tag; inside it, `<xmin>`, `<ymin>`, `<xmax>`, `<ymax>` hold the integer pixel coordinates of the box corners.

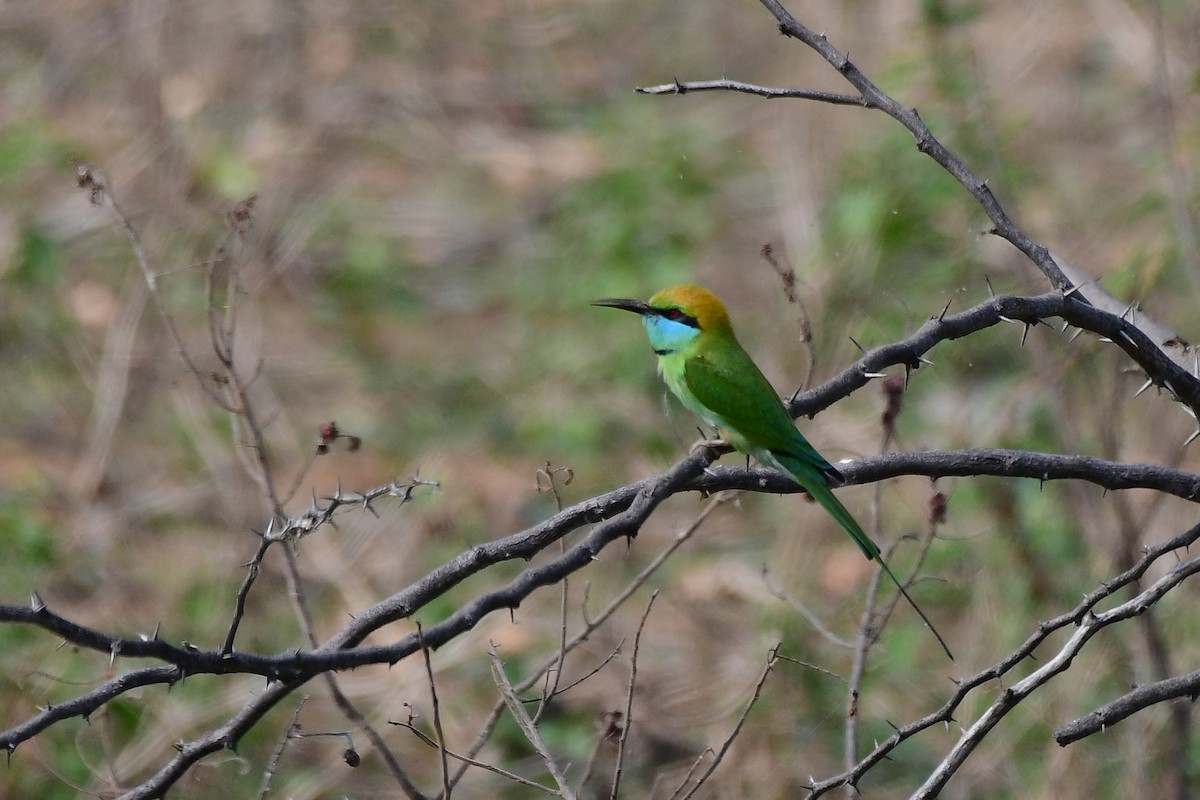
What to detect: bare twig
<box><xmin>609</xmin><ymin>591</ymin><xmax>658</xmax><ymax>800</ymax></box>
<box><xmin>221</xmin><ymin>478</ymin><xmax>435</xmax><ymax>655</ymax></box>
<box><xmin>73</xmin><ymin>162</ymin><xmax>235</xmax><ymax>411</ymax></box>
<box><xmin>774</xmin><ymin>653</ymin><xmax>849</xmax><ymax>685</ymax></box>
<box><xmin>447</xmin><ymin>492</ymin><xmax>734</xmax><ymax>792</ymax></box>
<box><xmin>418</xmin><ymin>623</ymin><xmax>451</xmax><ymax>799</ymax></box>
<box><xmin>636</xmin><ymin>77</ymin><xmax>866</xmax><ymax>106</ymax></box>
<box><xmin>761</xmin><ymin>243</ymin><xmax>817</xmax><ymax>395</ymax></box>
<box><xmin>534</xmin><ymin>462</ymin><xmax>574</xmax><ymax>725</ymax></box>
<box><xmin>674</xmin><ymin>645</ymin><xmax>780</xmax><ymax>800</ymax></box>
<box><xmin>844</xmin><ymin>547</ymin><xmax>884</xmax><ymax>798</ymax></box>
<box><xmin>761</xmin><ymin>568</ymin><xmax>855</xmax><ymax>649</ymax></box>
<box><xmin>328</xmin><ymin>685</ymin><xmax>427</xmax><ymax>800</ymax></box>
<box><xmin>390</xmin><ymin>720</ymin><xmax>560</xmax><ymax>795</ymax></box>
<box><xmin>489</xmin><ymin>641</ymin><xmax>577</xmax><ymax>800</ymax></box>
<box><xmin>256</xmin><ymin>697</ymin><xmax>307</xmax><ymax>800</ymax></box>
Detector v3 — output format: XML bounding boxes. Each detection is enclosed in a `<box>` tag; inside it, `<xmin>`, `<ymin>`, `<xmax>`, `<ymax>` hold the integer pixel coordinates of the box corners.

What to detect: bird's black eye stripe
<box><xmin>658</xmin><ymin>308</ymin><xmax>699</xmax><ymax>327</ymax></box>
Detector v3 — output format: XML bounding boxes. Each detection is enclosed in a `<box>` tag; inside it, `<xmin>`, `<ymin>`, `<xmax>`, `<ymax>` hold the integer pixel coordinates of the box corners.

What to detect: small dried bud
<box><xmin>597</xmin><ymin>710</ymin><xmax>624</xmax><ymax>741</ymax></box>
<box><xmin>929</xmin><ymin>490</ymin><xmax>948</xmax><ymax>526</ymax></box>
<box><xmin>73</xmin><ymin>160</ymin><xmax>106</xmax><ymax>205</ymax></box>
<box><xmin>881</xmin><ymin>375</ymin><xmax>905</xmax><ymax>433</ymax></box>
<box><xmin>343</xmin><ymin>747</ymin><xmax>361</xmax><ymax>768</ymax></box>
<box><xmin>227</xmin><ymin>193</ymin><xmax>258</xmax><ymax>236</ymax></box>
<box><xmin>74</xmin><ymin>161</ymin><xmax>93</xmax><ymax>188</ymax></box>
<box><xmin>316</xmin><ymin>421</ymin><xmax>364</xmax><ymax>454</ymax></box>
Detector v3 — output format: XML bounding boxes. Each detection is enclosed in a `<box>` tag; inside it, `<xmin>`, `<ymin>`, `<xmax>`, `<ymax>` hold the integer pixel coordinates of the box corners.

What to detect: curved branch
<box><xmin>109</xmin><ymin>451</ymin><xmax>716</xmax><ymax>799</ymax></box>
<box><xmin>15</xmin><ymin>436</ymin><xmax>1193</xmax><ymax>797</ymax></box>
<box><xmin>8</xmin><ymin>280</ymin><xmax>1198</xmax><ymax>786</ymax></box>
<box><xmin>785</xmin><ymin>292</ymin><xmax>1200</xmax><ymax>422</ymax></box>
<box><xmin>749</xmin><ymin>0</ymin><xmax>1070</xmax><ymax>291</ymax></box>
<box><xmin>2</xmin><ymin>666</ymin><xmax>180</xmax><ymax>752</ymax></box>
<box><xmin>9</xmin><ymin>442</ymin><xmax>1193</xmax><ymax>708</ymax></box>
<box><xmin>117</xmin><ymin>679</ymin><xmax>299</xmax><ymax>800</ymax></box>
<box><xmin>804</xmin><ymin>520</ymin><xmax>1200</xmax><ymax>797</ymax></box>
<box><xmin>1054</xmin><ymin>668</ymin><xmax>1200</xmax><ymax>746</ymax></box>
<box><xmin>914</xmin><ymin>552</ymin><xmax>1200</xmax><ymax>797</ymax></box>
<box><xmin>693</xmin><ymin>449</ymin><xmax>1200</xmax><ymax>503</ymax></box>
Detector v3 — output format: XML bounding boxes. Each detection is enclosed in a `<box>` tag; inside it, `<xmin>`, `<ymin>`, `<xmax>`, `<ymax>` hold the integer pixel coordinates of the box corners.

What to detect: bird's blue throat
<box><xmin>643</xmin><ymin>315</ymin><xmax>700</xmax><ymax>355</ymax></box>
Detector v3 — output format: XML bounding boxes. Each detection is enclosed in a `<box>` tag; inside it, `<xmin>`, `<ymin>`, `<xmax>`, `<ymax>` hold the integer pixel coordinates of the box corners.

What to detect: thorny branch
<box><xmin>763</xmin><ymin>0</ymin><xmax>1072</xmax><ymax>293</ymax></box>
<box><xmin>3</xmin><ymin>442</ymin><xmax>1195</xmax><ymax>698</ymax></box>
<box><xmin>1054</xmin><ymin>668</ymin><xmax>1200</xmax><ymax>746</ymax></box>
<box><xmin>803</xmin><ymin>521</ymin><xmax>1200</xmax><ymax>797</ymax></box>
<box><xmin>912</xmin><ymin>548</ymin><xmax>1200</xmax><ymax>798</ymax></box>
<box><xmin>4</xmin><ymin>277</ymin><xmax>1198</xmax><ymax>796</ymax></box>
<box><xmin>639</xmin><ymin>4</ymin><xmax>1200</xmax><ymax>417</ymax></box>
<box><xmin>783</xmin><ymin>290</ymin><xmax>1200</xmax><ymax>423</ymax></box>
<box><xmin>20</xmin><ymin>246</ymin><xmax>1188</xmax><ymax>800</ymax></box>
<box><xmin>443</xmin><ymin>492</ymin><xmax>736</xmax><ymax>794</ymax></box>
<box><xmin>695</xmin><ymin>448</ymin><xmax>1200</xmax><ymax>502</ymax></box>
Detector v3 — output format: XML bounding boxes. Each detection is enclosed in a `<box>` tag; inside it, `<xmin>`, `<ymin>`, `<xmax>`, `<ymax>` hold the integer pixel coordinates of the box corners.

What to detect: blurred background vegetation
<box><xmin>1</xmin><ymin>0</ymin><xmax>1199</xmax><ymax>797</ymax></box>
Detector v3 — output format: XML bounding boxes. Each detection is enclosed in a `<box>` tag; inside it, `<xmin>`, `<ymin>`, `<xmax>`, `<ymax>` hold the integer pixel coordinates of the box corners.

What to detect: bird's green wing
<box><xmin>682</xmin><ymin>351</ymin><xmax>834</xmax><ymax>476</ymax></box>
<box><xmin>685</xmin><ymin>351</ymin><xmax>954</xmax><ymax>660</ymax></box>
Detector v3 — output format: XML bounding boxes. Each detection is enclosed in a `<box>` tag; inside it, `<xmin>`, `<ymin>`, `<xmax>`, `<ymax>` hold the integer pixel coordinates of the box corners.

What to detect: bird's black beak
<box><xmin>592</xmin><ymin>298</ymin><xmax>653</xmax><ymax>316</ymax></box>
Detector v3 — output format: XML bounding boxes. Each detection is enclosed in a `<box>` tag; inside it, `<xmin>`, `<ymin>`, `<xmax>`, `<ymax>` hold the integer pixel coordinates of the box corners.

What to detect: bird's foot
<box><xmin>689</xmin><ymin>436</ymin><xmax>727</xmax><ymax>458</ymax></box>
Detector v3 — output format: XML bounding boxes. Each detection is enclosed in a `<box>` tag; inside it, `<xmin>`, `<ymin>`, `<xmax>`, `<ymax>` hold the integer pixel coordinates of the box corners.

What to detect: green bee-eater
<box><xmin>595</xmin><ymin>284</ymin><xmax>951</xmax><ymax>659</ymax></box>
